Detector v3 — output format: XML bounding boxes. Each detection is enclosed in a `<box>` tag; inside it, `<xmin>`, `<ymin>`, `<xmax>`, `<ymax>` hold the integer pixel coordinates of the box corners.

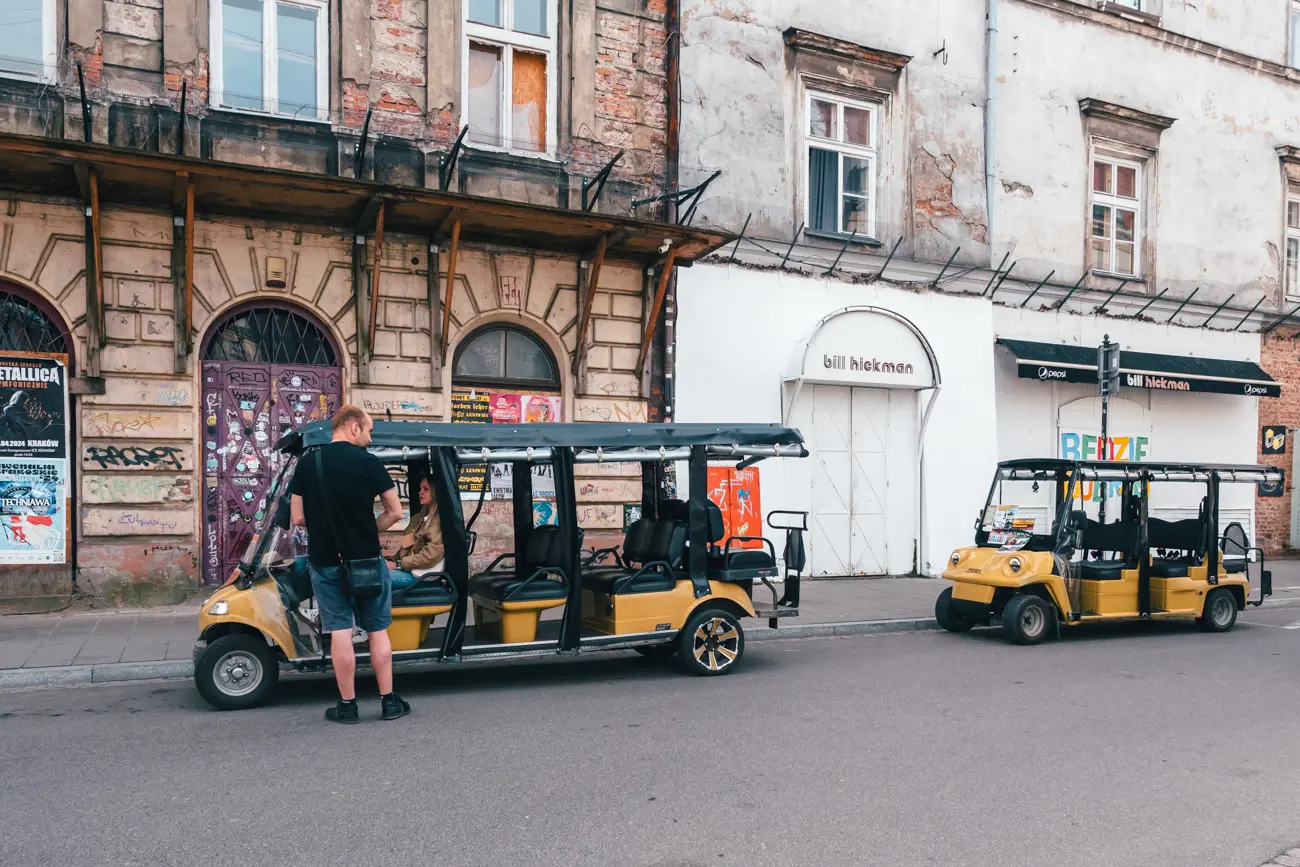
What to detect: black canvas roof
<box><xmin>276</xmin><ymin>421</ymin><xmax>805</xmax><ymax>454</ymax></box>
<box><xmin>997</xmin><ymin>458</ymin><xmax>1283</xmax><ymax>481</ymax></box>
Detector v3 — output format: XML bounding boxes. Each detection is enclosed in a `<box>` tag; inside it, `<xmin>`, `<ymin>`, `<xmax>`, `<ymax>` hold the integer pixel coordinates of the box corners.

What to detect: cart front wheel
<box><xmin>195</xmin><ymin>633</ymin><xmax>279</xmax><ymax>710</ymax></box>
<box><xmin>935</xmin><ymin>587</ymin><xmax>976</xmax><ymax>633</ymax></box>
<box><xmin>676</xmin><ymin>608</ymin><xmax>745</xmax><ymax>676</ymax></box>
<box><xmin>1002</xmin><ymin>594</ymin><xmax>1052</xmax><ymax>645</ymax></box>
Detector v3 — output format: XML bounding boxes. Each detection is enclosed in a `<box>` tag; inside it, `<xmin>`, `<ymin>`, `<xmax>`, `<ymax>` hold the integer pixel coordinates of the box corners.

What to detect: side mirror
<box><xmin>273</xmin><ymin>495</ymin><xmax>292</xmax><ymax>530</ymax></box>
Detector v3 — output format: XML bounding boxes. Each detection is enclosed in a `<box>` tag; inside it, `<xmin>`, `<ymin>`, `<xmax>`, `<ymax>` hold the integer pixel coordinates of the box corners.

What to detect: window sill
<box><xmin>803</xmin><ymin>228</ymin><xmax>884</xmax><ymax>248</ymax></box>
<box><xmin>207</xmin><ymin>103</ymin><xmax>332</xmax><ymax>127</ymax></box>
<box><xmin>464</xmin><ymin>138</ymin><xmax>560</xmax><ymax>165</ymax></box>
<box><xmin>1095</xmin><ymin>2</ymin><xmax>1162</xmax><ymax>27</ymax></box>
<box><xmin>1090</xmin><ymin>269</ymin><xmax>1146</xmax><ymax>287</ymax></box>
<box><xmin>0</xmin><ymin>69</ymin><xmax>54</xmax><ymax>86</ymax></box>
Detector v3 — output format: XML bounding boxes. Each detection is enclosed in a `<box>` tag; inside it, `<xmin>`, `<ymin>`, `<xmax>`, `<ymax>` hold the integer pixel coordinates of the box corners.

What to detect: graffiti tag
<box><xmin>84</xmin><ymin>445</ymin><xmax>187</xmax><ymax>470</ymax></box>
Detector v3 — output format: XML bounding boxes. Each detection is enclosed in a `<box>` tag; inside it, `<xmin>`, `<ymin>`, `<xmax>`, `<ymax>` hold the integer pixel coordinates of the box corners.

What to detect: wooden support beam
<box><xmin>636</xmin><ymin>248</ymin><xmax>677</xmax><ymax>374</ymax></box>
<box><xmin>367</xmin><ymin>201</ymin><xmax>385</xmax><ymax>350</ymax></box>
<box><xmin>170</xmin><ymin>173</ymin><xmax>194</xmax><ymax>373</ymax></box>
<box><xmin>572</xmin><ymin>233</ymin><xmax>609</xmax><ymax>377</ymax></box>
<box><xmin>352</xmin><ymin>231</ymin><xmax>370</xmax><ymax>384</ymax></box>
<box><xmin>83</xmin><ymin>169</ymin><xmax>104</xmax><ymax>376</ymax></box>
<box><xmin>439</xmin><ymin>218</ymin><xmax>461</xmax><ymax>364</ymax></box>
<box><xmin>427</xmin><ymin>241</ymin><xmax>443</xmax><ymax>386</ymax></box>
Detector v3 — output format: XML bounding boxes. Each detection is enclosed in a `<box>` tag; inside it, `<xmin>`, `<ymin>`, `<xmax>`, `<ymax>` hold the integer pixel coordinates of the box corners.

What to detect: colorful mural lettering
<box><xmin>1060</xmin><ymin>430</ymin><xmax>1151</xmax><ymax>503</ymax></box>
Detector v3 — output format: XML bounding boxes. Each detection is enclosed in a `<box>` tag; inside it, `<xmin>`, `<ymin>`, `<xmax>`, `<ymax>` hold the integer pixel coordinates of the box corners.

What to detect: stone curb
<box><xmin>0</xmin><ymin>618</ymin><xmax>941</xmax><ymax>691</ymax></box>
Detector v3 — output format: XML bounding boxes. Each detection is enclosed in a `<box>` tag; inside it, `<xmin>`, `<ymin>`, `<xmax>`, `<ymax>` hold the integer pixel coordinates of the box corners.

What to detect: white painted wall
<box><xmin>674</xmin><ymin>263</ymin><xmax>999</xmax><ymax>576</ymax></box>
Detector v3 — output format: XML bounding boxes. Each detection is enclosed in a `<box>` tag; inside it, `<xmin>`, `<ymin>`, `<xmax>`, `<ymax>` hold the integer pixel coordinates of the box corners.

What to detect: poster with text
<box><xmin>0</xmin><ymin>353</ymin><xmax>69</xmax><ymax>459</ymax></box>
<box><xmin>452</xmin><ymin>388</ymin><xmax>563</xmax><ymax>498</ymax></box>
<box><xmin>0</xmin><ymin>458</ymin><xmax>68</xmax><ymax>564</ymax></box>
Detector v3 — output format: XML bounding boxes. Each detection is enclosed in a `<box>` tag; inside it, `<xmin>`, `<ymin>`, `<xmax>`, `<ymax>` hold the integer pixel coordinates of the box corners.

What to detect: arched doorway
<box><xmin>199</xmin><ymin>303</ymin><xmax>342</xmax><ymax>584</ymax></box>
<box><xmin>0</xmin><ymin>282</ymin><xmax>74</xmax><ymax>364</ymax></box>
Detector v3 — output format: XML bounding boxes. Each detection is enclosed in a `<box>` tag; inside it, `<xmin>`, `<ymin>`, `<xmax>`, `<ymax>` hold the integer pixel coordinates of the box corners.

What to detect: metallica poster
<box><xmin>0</xmin><ymin>353</ymin><xmax>70</xmax><ymax>564</ymax></box>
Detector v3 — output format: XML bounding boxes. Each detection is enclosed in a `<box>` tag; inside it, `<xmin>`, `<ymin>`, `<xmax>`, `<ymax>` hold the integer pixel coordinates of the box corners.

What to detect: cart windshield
<box><xmin>975</xmin><ymin>466</ymin><xmax>1064</xmax><ymax>552</ymax></box>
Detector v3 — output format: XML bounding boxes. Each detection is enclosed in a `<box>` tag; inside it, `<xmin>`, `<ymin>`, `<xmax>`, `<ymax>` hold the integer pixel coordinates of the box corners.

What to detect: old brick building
<box><xmin>0</xmin><ymin>0</ymin><xmax>720</xmax><ymax>609</ymax></box>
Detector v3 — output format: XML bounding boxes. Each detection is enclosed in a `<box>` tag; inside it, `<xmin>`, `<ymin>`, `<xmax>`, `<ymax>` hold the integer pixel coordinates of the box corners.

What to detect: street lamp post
<box><xmin>1098</xmin><ymin>334</ymin><xmax>1121</xmax><ymax>521</ymax></box>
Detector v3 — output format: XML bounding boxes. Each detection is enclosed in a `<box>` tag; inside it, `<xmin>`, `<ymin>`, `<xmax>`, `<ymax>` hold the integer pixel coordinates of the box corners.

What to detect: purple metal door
<box><xmin>201</xmin><ymin>361</ymin><xmax>341</xmax><ymax>585</ymax></box>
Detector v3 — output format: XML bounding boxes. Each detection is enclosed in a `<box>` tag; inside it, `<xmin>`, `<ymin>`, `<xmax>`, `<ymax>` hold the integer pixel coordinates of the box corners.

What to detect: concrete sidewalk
<box><xmin>0</xmin><ymin>577</ymin><xmax>944</xmax><ymax>688</ymax></box>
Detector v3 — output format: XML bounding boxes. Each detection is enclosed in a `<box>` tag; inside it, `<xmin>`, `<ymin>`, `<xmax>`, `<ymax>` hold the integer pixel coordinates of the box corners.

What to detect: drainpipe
<box><xmin>985</xmin><ymin>0</ymin><xmax>998</xmax><ymax>254</ymax></box>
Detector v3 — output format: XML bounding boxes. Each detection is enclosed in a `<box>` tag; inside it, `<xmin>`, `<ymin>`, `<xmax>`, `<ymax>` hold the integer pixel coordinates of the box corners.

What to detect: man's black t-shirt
<box><xmin>289</xmin><ymin>441</ymin><xmax>396</xmax><ymax>567</ymax></box>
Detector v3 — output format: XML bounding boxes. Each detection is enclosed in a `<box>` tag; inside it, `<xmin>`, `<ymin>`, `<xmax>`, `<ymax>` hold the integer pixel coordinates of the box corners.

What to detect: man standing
<box><xmin>290</xmin><ymin>405</ymin><xmax>410</xmax><ymax>723</ymax></box>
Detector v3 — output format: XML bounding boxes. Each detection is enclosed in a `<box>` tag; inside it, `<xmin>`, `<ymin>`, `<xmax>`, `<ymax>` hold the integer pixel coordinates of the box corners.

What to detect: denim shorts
<box><xmin>308</xmin><ymin>560</ymin><xmax>393</xmax><ymax>634</ymax></box>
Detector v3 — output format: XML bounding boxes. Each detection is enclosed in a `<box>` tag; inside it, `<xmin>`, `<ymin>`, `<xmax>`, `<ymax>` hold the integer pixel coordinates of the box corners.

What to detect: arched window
<box><xmin>0</xmin><ymin>285</ymin><xmax>71</xmax><ymax>360</ymax></box>
<box><xmin>453</xmin><ymin>324</ymin><xmax>559</xmax><ymax>390</ymax></box>
<box><xmin>203</xmin><ymin>305</ymin><xmax>337</xmax><ymax>366</ymax></box>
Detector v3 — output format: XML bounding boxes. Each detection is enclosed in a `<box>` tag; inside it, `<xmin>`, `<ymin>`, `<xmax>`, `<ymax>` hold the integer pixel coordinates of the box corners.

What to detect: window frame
<box><xmin>801</xmin><ymin>88</ymin><xmax>880</xmax><ymax>240</ymax></box>
<box><xmin>1290</xmin><ymin>0</ymin><xmax>1300</xmax><ymax>68</ymax></box>
<box><xmin>461</xmin><ymin>0</ymin><xmax>559</xmax><ymax>158</ymax></box>
<box><xmin>451</xmin><ymin>323</ymin><xmax>561</xmax><ymax>391</ymax></box>
<box><xmin>1285</xmin><ymin>193</ymin><xmax>1300</xmax><ymax>300</ymax></box>
<box><xmin>208</xmin><ymin>0</ymin><xmax>330</xmax><ymax>123</ymax></box>
<box><xmin>0</xmin><ymin>0</ymin><xmax>57</xmax><ymax>83</ymax></box>
<box><xmin>1088</xmin><ymin>153</ymin><xmax>1145</xmax><ymax>280</ymax></box>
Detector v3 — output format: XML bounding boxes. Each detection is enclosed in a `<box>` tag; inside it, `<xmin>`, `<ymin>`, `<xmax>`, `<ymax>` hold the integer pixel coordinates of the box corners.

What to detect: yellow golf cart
<box><xmin>937</xmin><ymin>460</ymin><xmax>1281</xmax><ymax>644</ymax></box>
<box><xmin>193</xmin><ymin>421</ymin><xmax>809</xmax><ymax>709</ymax></box>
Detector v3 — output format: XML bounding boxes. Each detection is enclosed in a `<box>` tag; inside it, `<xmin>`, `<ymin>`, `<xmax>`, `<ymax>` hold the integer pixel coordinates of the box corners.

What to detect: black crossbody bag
<box><xmin>314</xmin><ymin>449</ymin><xmax>385</xmax><ymax>600</ymax></box>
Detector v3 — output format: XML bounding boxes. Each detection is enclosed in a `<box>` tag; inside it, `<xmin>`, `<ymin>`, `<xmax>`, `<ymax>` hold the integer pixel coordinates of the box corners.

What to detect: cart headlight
<box><xmin>950</xmin><ymin>551</ymin><xmax>961</xmax><ymax>567</ymax></box>
<box><xmin>208</xmin><ymin>601</ymin><xmax>229</xmax><ymax>616</ymax></box>
<box><xmin>1008</xmin><ymin>557</ymin><xmax>1023</xmax><ymax>573</ymax></box>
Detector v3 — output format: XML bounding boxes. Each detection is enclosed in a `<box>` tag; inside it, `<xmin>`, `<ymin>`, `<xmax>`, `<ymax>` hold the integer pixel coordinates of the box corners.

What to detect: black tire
<box><xmin>195</xmin><ymin>633</ymin><xmax>279</xmax><ymax>710</ymax></box>
<box><xmin>634</xmin><ymin>644</ymin><xmax>678</xmax><ymax>659</ymax></box>
<box><xmin>676</xmin><ymin>608</ymin><xmax>745</xmax><ymax>676</ymax></box>
<box><xmin>935</xmin><ymin>587</ymin><xmax>976</xmax><ymax>633</ymax></box>
<box><xmin>1002</xmin><ymin>594</ymin><xmax>1053</xmax><ymax>645</ymax></box>
<box><xmin>1197</xmin><ymin>587</ymin><xmax>1238</xmax><ymax>633</ymax></box>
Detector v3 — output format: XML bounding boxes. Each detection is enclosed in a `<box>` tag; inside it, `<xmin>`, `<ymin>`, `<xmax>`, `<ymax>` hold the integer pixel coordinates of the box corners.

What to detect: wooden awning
<box><xmin>0</xmin><ymin>133</ymin><xmax>732</xmax><ymax>263</ymax></box>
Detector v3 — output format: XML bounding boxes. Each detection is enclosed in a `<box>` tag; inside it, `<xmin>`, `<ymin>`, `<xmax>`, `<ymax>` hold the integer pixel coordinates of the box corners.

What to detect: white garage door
<box><xmin>793</xmin><ymin>384</ymin><xmax>916</xmax><ymax>575</ymax></box>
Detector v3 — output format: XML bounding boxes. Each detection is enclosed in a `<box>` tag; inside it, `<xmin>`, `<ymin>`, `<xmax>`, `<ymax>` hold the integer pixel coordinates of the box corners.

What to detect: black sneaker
<box><xmin>380</xmin><ymin>693</ymin><xmax>411</xmax><ymax>721</ymax></box>
<box><xmin>325</xmin><ymin>700</ymin><xmax>360</xmax><ymax>725</ymax></box>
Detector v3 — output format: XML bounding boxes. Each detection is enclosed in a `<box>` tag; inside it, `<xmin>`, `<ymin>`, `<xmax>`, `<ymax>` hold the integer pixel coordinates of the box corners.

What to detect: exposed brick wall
<box><xmin>1256</xmin><ymin>329</ymin><xmax>1299</xmax><ymax>552</ymax></box>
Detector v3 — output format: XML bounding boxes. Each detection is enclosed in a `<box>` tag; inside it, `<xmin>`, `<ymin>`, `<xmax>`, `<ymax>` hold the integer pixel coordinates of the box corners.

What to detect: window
<box><xmin>1286</xmin><ymin>198</ymin><xmax>1300</xmax><ymax>298</ymax></box>
<box><xmin>0</xmin><ymin>0</ymin><xmax>55</xmax><ymax>81</ymax></box>
<box><xmin>210</xmin><ymin>0</ymin><xmax>327</xmax><ymax>119</ymax></box>
<box><xmin>1112</xmin><ymin>0</ymin><xmax>1143</xmax><ymax>8</ymax></box>
<box><xmin>204</xmin><ymin>306</ymin><xmax>337</xmax><ymax>366</ymax></box>
<box><xmin>1090</xmin><ymin>156</ymin><xmax>1143</xmax><ymax>277</ymax></box>
<box><xmin>804</xmin><ymin>90</ymin><xmax>878</xmax><ymax>238</ymax></box>
<box><xmin>1291</xmin><ymin>1</ymin><xmax>1300</xmax><ymax>67</ymax></box>
<box><xmin>463</xmin><ymin>0</ymin><xmax>556</xmax><ymax>153</ymax></box>
<box><xmin>453</xmin><ymin>325</ymin><xmax>559</xmax><ymax>389</ymax></box>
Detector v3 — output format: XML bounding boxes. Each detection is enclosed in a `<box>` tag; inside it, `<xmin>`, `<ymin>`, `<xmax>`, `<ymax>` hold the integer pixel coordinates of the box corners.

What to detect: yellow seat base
<box><xmin>472</xmin><ymin>596</ymin><xmax>565</xmax><ymax>644</ymax></box>
<box><xmin>388</xmin><ymin>604</ymin><xmax>453</xmax><ymax>651</ymax></box>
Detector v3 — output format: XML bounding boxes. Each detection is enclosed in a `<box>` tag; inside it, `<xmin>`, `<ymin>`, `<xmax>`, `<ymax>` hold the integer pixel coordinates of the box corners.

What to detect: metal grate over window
<box><xmin>204</xmin><ymin>306</ymin><xmax>337</xmax><ymax>366</ymax></box>
<box><xmin>0</xmin><ymin>291</ymin><xmax>69</xmax><ymax>356</ymax></box>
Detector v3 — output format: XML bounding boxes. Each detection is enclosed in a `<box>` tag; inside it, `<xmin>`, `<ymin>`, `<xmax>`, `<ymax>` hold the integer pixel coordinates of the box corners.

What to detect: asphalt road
<box><xmin>3</xmin><ymin>603</ymin><xmax>1300</xmax><ymax>867</ymax></box>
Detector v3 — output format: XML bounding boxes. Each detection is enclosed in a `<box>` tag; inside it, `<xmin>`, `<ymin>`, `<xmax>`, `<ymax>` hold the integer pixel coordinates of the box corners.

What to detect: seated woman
<box><xmin>386</xmin><ymin>475</ymin><xmax>445</xmax><ymax>590</ymax></box>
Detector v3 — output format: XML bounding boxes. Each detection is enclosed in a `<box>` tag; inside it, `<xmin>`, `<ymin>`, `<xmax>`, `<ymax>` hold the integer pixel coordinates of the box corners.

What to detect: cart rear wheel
<box><xmin>935</xmin><ymin>587</ymin><xmax>976</xmax><ymax>633</ymax></box>
<box><xmin>195</xmin><ymin>634</ymin><xmax>279</xmax><ymax>710</ymax></box>
<box><xmin>1002</xmin><ymin>594</ymin><xmax>1052</xmax><ymax>645</ymax></box>
<box><xmin>676</xmin><ymin>608</ymin><xmax>744</xmax><ymax>676</ymax></box>
<box><xmin>1197</xmin><ymin>587</ymin><xmax>1238</xmax><ymax>633</ymax></box>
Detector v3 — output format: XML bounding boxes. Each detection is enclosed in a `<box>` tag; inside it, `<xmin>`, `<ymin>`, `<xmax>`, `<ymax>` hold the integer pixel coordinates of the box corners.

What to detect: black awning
<box><xmin>996</xmin><ymin>339</ymin><xmax>1280</xmax><ymax>398</ymax></box>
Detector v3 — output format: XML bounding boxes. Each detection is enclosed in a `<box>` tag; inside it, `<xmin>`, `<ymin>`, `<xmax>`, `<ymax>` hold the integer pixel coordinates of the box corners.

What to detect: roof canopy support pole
<box><xmin>176</xmin><ymin>79</ymin><xmax>187</xmax><ymax>156</ymax></box>
<box><xmin>1263</xmin><ymin>301</ymin><xmax>1300</xmax><ymax>333</ymax></box>
<box><xmin>637</xmin><ymin>249</ymin><xmax>677</xmax><ymax>376</ymax></box>
<box><xmin>1131</xmin><ymin>286</ymin><xmax>1168</xmax><ymax>319</ymax></box>
<box><xmin>572</xmin><ymin>233</ymin><xmax>608</xmax><ymax>378</ymax></box>
<box><xmin>986</xmin><ymin>259</ymin><xmax>1017</xmax><ymax>298</ymax></box>
<box><xmin>439</xmin><ymin>218</ymin><xmax>462</xmax><ymax>365</ymax></box>
<box><xmin>170</xmin><ymin>172</ymin><xmax>194</xmax><ymax>374</ymax></box>
<box><xmin>780</xmin><ymin>223</ymin><xmax>804</xmax><ymax>270</ymax></box>
<box><xmin>76</xmin><ymin>62</ymin><xmax>92</xmax><ymax>144</ymax></box>
<box><xmin>931</xmin><ymin>246</ymin><xmax>961</xmax><ymax>287</ymax></box>
<box><xmin>1052</xmin><ymin>273</ymin><xmax>1086</xmax><ymax>311</ymax></box>
<box><xmin>1018</xmin><ymin>269</ymin><xmax>1055</xmax><ymax>309</ymax></box>
<box><xmin>581</xmin><ymin>150</ymin><xmax>623</xmax><ymax>212</ymax></box>
<box><xmin>427</xmin><ymin>240</ymin><xmax>443</xmax><ymax>386</ymax></box>
<box><xmin>367</xmin><ymin>201</ymin><xmax>386</xmax><ymax>351</ymax></box>
<box><xmin>352</xmin><ymin>196</ymin><xmax>383</xmax><ymax>385</ymax></box>
<box><xmin>439</xmin><ymin>124</ymin><xmax>469</xmax><ymax>192</ymax></box>
<box><xmin>982</xmin><ymin>251</ymin><xmax>1010</xmax><ymax>295</ymax></box>
<box><xmin>1095</xmin><ymin>279</ymin><xmax>1128</xmax><ymax>315</ymax></box>
<box><xmin>726</xmin><ymin>213</ymin><xmax>751</xmax><ymax>264</ymax></box>
<box><xmin>75</xmin><ymin>164</ymin><xmax>103</xmax><ymax>376</ymax></box>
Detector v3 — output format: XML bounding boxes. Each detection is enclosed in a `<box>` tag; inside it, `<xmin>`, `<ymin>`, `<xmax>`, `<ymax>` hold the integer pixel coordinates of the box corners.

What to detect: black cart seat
<box><xmin>583</xmin><ymin>507</ymin><xmax>687</xmax><ymax>595</ymax></box>
<box><xmin>392</xmin><ymin>576</ymin><xmax>456</xmax><ymax>607</ymax></box>
<box><xmin>469</xmin><ymin>526</ymin><xmax>568</xmax><ymax>602</ymax></box>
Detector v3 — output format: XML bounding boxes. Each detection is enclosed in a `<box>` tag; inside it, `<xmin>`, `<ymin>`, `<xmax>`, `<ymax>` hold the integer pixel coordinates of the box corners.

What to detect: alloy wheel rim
<box><xmin>214</xmin><ymin>650</ymin><xmax>263</xmax><ymax>696</ymax></box>
<box><xmin>692</xmin><ymin>617</ymin><xmax>740</xmax><ymax>672</ymax></box>
<box><xmin>1021</xmin><ymin>604</ymin><xmax>1045</xmax><ymax>637</ymax></box>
